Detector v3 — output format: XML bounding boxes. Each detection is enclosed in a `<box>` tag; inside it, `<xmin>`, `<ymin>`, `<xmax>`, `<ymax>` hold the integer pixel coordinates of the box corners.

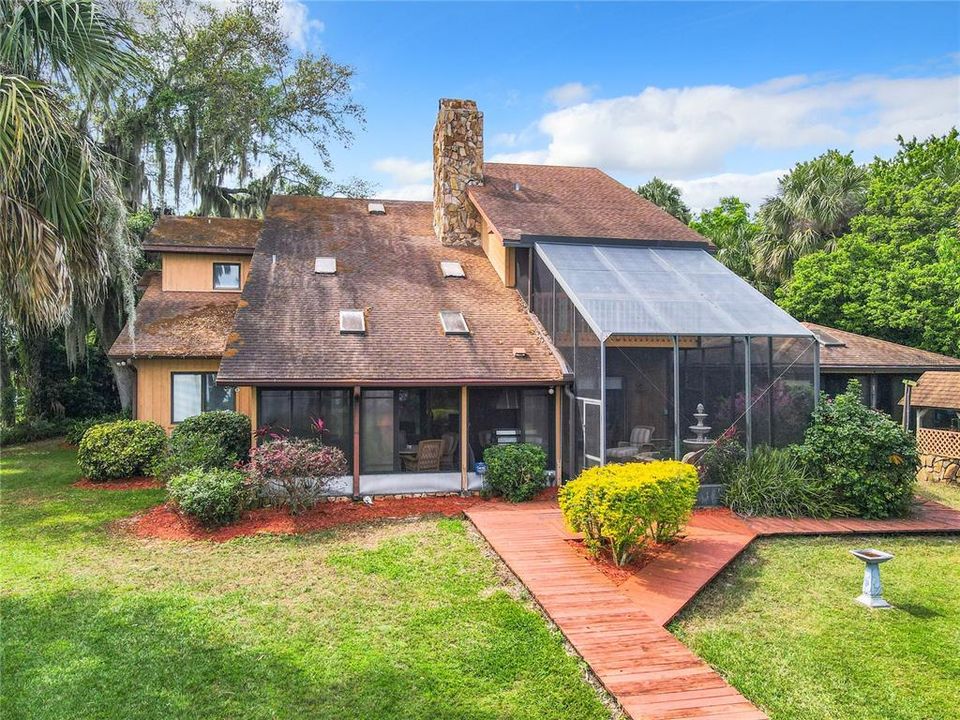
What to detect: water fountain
<box><xmin>850</xmin><ymin>548</ymin><xmax>895</xmax><ymax>609</ymax></box>
<box><xmin>683</xmin><ymin>403</ymin><xmax>715</xmax><ymax>451</ymax></box>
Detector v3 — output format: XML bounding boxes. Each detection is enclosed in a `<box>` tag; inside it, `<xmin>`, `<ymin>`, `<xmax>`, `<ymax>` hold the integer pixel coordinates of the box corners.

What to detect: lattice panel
<box><xmin>917</xmin><ymin>428</ymin><xmax>960</xmax><ymax>460</ymax></box>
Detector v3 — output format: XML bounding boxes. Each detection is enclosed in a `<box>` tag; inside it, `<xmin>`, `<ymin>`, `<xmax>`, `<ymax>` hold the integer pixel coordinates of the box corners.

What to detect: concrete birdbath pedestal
<box><xmin>850</xmin><ymin>548</ymin><xmax>895</xmax><ymax>609</ymax></box>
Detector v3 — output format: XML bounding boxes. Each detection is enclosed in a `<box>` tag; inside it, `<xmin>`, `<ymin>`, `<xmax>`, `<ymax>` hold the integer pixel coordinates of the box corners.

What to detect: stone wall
<box><xmin>433</xmin><ymin>99</ymin><xmax>483</xmax><ymax>246</ymax></box>
<box><xmin>917</xmin><ymin>454</ymin><xmax>960</xmax><ymax>484</ymax></box>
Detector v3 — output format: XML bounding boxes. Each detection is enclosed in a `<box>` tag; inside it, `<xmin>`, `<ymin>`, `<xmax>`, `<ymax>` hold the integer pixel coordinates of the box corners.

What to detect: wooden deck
<box><xmin>466</xmin><ymin>500</ymin><xmax>960</xmax><ymax>720</ymax></box>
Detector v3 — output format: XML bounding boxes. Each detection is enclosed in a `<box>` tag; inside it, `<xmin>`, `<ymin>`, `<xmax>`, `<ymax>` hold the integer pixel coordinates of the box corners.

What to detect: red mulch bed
<box><xmin>129</xmin><ymin>495</ymin><xmax>493</xmax><ymax>542</ymax></box>
<box><xmin>566</xmin><ymin>538</ymin><xmax>675</xmax><ymax>586</ymax></box>
<box><xmin>74</xmin><ymin>477</ymin><xmax>164</xmax><ymax>491</ymax></box>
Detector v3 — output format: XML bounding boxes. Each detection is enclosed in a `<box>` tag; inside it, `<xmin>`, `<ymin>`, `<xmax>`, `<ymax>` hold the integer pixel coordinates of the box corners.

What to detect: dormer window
<box><xmin>439</xmin><ymin>310</ymin><xmax>469</xmax><ymax>336</ymax></box>
<box><xmin>213</xmin><ymin>262</ymin><xmax>241</xmax><ymax>290</ymax></box>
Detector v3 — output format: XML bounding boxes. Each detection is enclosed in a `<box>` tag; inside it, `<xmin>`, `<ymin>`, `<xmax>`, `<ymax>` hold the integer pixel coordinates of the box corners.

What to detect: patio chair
<box><xmin>605</xmin><ymin>425</ymin><xmax>655</xmax><ymax>461</ymax></box>
<box><xmin>440</xmin><ymin>432</ymin><xmax>459</xmax><ymax>470</ymax></box>
<box><xmin>401</xmin><ymin>439</ymin><xmax>442</xmax><ymax>472</ymax></box>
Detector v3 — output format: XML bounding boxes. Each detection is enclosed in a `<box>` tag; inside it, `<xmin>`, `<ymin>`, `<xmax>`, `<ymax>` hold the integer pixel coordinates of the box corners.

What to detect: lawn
<box><xmin>0</xmin><ymin>441</ymin><xmax>613</xmax><ymax>720</ymax></box>
<box><xmin>917</xmin><ymin>479</ymin><xmax>960</xmax><ymax>510</ymax></box>
<box><xmin>670</xmin><ymin>534</ymin><xmax>960</xmax><ymax>720</ymax></box>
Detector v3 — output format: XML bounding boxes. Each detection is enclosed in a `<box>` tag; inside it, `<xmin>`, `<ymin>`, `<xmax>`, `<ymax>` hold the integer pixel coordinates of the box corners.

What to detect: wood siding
<box><xmin>479</xmin><ymin>216</ymin><xmax>515</xmax><ymax>287</ymax></box>
<box><xmin>161</xmin><ymin>252</ymin><xmax>252</xmax><ymax>292</ymax></box>
<box><xmin>134</xmin><ymin>358</ymin><xmax>253</xmax><ymax>435</ymax></box>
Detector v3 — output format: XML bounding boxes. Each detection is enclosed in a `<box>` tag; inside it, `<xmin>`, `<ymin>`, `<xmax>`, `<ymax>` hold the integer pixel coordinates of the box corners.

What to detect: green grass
<box><xmin>916</xmin><ymin>479</ymin><xmax>960</xmax><ymax>510</ymax></box>
<box><xmin>670</xmin><ymin>534</ymin><xmax>960</xmax><ymax>720</ymax></box>
<box><xmin>1</xmin><ymin>441</ymin><xmax>612</xmax><ymax>720</ymax></box>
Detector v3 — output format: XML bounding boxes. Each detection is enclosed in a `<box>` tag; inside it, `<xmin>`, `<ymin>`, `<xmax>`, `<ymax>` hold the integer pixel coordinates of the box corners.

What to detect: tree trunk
<box><xmin>18</xmin><ymin>332</ymin><xmax>50</xmax><ymax>420</ymax></box>
<box><xmin>93</xmin><ymin>295</ymin><xmax>135</xmax><ymax>414</ymax></box>
<box><xmin>0</xmin><ymin>330</ymin><xmax>16</xmax><ymax>425</ymax></box>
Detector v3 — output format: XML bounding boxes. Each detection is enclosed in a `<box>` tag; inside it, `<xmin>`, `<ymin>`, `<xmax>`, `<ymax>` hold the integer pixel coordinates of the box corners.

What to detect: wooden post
<box><xmin>554</xmin><ymin>385</ymin><xmax>563</xmax><ymax>484</ymax></box>
<box><xmin>352</xmin><ymin>385</ymin><xmax>361</xmax><ymax>499</ymax></box>
<box><xmin>460</xmin><ymin>386</ymin><xmax>469</xmax><ymax>494</ymax></box>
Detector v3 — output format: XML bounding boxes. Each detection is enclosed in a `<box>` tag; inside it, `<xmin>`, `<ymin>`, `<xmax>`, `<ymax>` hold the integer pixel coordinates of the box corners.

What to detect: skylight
<box><xmin>439</xmin><ymin>310</ymin><xmax>469</xmax><ymax>336</ymax></box>
<box><xmin>339</xmin><ymin>310</ymin><xmax>365</xmax><ymax>335</ymax></box>
<box><xmin>812</xmin><ymin>328</ymin><xmax>846</xmax><ymax>347</ymax></box>
<box><xmin>367</xmin><ymin>202</ymin><xmax>385</xmax><ymax>215</ymax></box>
<box><xmin>314</xmin><ymin>257</ymin><xmax>336</xmax><ymax>274</ymax></box>
<box><xmin>440</xmin><ymin>261</ymin><xmax>465</xmax><ymax>278</ymax></box>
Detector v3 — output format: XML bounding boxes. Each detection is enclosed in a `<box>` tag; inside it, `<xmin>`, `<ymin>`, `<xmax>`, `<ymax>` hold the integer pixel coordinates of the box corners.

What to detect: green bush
<box><xmin>168</xmin><ymin>467</ymin><xmax>248</xmax><ymax>526</ymax></box>
<box><xmin>170</xmin><ymin>411</ymin><xmax>250</xmax><ymax>462</ymax></box>
<box><xmin>698</xmin><ymin>436</ymin><xmax>746</xmax><ymax>486</ymax></box>
<box><xmin>723</xmin><ymin>445</ymin><xmax>852</xmax><ymax>518</ymax></box>
<box><xmin>66</xmin><ymin>412</ymin><xmax>129</xmax><ymax>446</ymax></box>
<box><xmin>77</xmin><ymin>420</ymin><xmax>167</xmax><ymax>481</ymax></box>
<box><xmin>558</xmin><ymin>461</ymin><xmax>699</xmax><ymax>566</ymax></box>
<box><xmin>482</xmin><ymin>443</ymin><xmax>547</xmax><ymax>502</ymax></box>
<box><xmin>798</xmin><ymin>379</ymin><xmax>918</xmax><ymax>519</ymax></box>
<box><xmin>0</xmin><ymin>418</ymin><xmax>71</xmax><ymax>447</ymax></box>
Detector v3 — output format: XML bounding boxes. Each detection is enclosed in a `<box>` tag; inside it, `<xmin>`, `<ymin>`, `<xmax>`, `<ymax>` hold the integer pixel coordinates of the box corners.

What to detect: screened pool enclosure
<box><xmin>528</xmin><ymin>243</ymin><xmax>819</xmax><ymax>476</ymax></box>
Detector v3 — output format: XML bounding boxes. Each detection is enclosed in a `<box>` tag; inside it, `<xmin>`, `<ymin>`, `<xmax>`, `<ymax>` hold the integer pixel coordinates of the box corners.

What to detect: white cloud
<box><xmin>524</xmin><ymin>73</ymin><xmax>958</xmax><ymax>177</ymax></box>
<box><xmin>373</xmin><ymin>157</ymin><xmax>432</xmax><ymax>184</ymax></box>
<box><xmin>378</xmin><ymin>183</ymin><xmax>432</xmax><ymax>201</ymax></box>
<box><xmin>670</xmin><ymin>169</ymin><xmax>785</xmax><ymax>214</ymax></box>
<box><xmin>278</xmin><ymin>0</ymin><xmax>324</xmax><ymax>51</ymax></box>
<box><xmin>545</xmin><ymin>82</ymin><xmax>594</xmax><ymax>108</ymax></box>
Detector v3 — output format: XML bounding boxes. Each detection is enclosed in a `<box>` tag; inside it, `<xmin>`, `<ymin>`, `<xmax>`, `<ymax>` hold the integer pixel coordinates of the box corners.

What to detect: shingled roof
<box><xmin>216</xmin><ymin>196</ymin><xmax>565</xmax><ymax>386</ymax></box>
<box><xmin>805</xmin><ymin>323</ymin><xmax>960</xmax><ymax>372</ymax></box>
<box><xmin>908</xmin><ymin>371</ymin><xmax>960</xmax><ymax>409</ymax></box>
<box><xmin>144</xmin><ymin>216</ymin><xmax>261</xmax><ymax>254</ymax></box>
<box><xmin>109</xmin><ymin>273</ymin><xmax>240</xmax><ymax>358</ymax></box>
<box><xmin>467</xmin><ymin>163</ymin><xmax>712</xmax><ymax>247</ymax></box>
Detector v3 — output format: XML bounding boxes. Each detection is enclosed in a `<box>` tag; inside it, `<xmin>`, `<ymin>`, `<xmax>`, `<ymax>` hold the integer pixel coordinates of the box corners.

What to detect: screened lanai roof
<box><xmin>535</xmin><ymin>243</ymin><xmax>813</xmax><ymax>341</ymax></box>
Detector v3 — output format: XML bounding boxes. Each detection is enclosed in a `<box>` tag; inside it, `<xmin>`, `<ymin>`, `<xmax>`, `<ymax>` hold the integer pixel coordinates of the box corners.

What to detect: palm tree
<box><xmin>753</xmin><ymin>150</ymin><xmax>868</xmax><ymax>285</ymax></box>
<box><xmin>0</xmin><ymin>0</ymin><xmax>141</xmax><ymax>412</ymax></box>
<box><xmin>636</xmin><ymin>177</ymin><xmax>692</xmax><ymax>224</ymax></box>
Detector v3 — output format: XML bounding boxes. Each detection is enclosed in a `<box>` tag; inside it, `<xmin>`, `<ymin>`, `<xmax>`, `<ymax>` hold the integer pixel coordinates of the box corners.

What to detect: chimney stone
<box><xmin>433</xmin><ymin>99</ymin><xmax>483</xmax><ymax>246</ymax></box>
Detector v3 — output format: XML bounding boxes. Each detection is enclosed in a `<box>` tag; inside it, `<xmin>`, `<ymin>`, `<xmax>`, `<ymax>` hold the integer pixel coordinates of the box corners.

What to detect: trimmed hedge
<box><xmin>171</xmin><ymin>411</ymin><xmax>250</xmax><ymax>461</ymax></box>
<box><xmin>559</xmin><ymin>460</ymin><xmax>699</xmax><ymax>566</ymax></box>
<box><xmin>168</xmin><ymin>468</ymin><xmax>248</xmax><ymax>527</ymax></box>
<box><xmin>482</xmin><ymin>443</ymin><xmax>547</xmax><ymax>502</ymax></box>
<box><xmin>77</xmin><ymin>420</ymin><xmax>167</xmax><ymax>481</ymax></box>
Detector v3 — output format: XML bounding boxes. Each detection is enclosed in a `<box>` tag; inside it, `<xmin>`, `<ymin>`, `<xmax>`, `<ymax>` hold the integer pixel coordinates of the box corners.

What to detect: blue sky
<box><xmin>283</xmin><ymin>1</ymin><xmax>959</xmax><ymax>211</ymax></box>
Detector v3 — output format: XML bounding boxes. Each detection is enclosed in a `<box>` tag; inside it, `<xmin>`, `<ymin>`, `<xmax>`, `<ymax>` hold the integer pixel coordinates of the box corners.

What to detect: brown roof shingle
<box><xmin>216</xmin><ymin>196</ymin><xmax>565</xmax><ymax>385</ymax></box>
<box><xmin>908</xmin><ymin>371</ymin><xmax>960</xmax><ymax>409</ymax></box>
<box><xmin>144</xmin><ymin>216</ymin><xmax>261</xmax><ymax>254</ymax></box>
<box><xmin>108</xmin><ymin>273</ymin><xmax>239</xmax><ymax>358</ymax></box>
<box><xmin>467</xmin><ymin>163</ymin><xmax>712</xmax><ymax>247</ymax></box>
<box><xmin>805</xmin><ymin>323</ymin><xmax>960</xmax><ymax>371</ymax></box>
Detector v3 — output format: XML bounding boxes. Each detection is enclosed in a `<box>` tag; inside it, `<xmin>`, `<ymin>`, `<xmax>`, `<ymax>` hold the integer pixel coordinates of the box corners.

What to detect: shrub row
<box><xmin>559</xmin><ymin>460</ymin><xmax>699</xmax><ymax>566</ymax></box>
<box><xmin>0</xmin><ymin>418</ymin><xmax>72</xmax><ymax>447</ymax></box>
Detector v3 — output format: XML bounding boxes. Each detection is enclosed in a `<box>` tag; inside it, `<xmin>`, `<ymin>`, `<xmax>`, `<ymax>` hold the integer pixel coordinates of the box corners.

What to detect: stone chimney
<box><xmin>433</xmin><ymin>99</ymin><xmax>483</xmax><ymax>246</ymax></box>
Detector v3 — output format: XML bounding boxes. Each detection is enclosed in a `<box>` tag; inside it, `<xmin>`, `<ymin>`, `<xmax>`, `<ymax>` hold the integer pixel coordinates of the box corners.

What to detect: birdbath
<box><xmin>850</xmin><ymin>548</ymin><xmax>895</xmax><ymax>609</ymax></box>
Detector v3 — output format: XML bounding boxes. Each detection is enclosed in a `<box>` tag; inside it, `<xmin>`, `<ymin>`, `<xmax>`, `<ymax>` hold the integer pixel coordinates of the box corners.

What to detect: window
<box><xmin>439</xmin><ymin>310</ymin><xmax>469</xmax><ymax>335</ymax></box>
<box><xmin>213</xmin><ymin>262</ymin><xmax>241</xmax><ymax>290</ymax></box>
<box><xmin>171</xmin><ymin>373</ymin><xmax>235</xmax><ymax>423</ymax></box>
<box><xmin>314</xmin><ymin>257</ymin><xmax>336</xmax><ymax>274</ymax></box>
<box><xmin>468</xmin><ymin>387</ymin><xmax>555</xmax><ymax>469</ymax></box>
<box><xmin>440</xmin><ymin>261</ymin><xmax>465</xmax><ymax>278</ymax></box>
<box><xmin>515</xmin><ymin>247</ymin><xmax>531</xmax><ymax>304</ymax></box>
<box><xmin>360</xmin><ymin>388</ymin><xmax>460</xmax><ymax>473</ymax></box>
<box><xmin>367</xmin><ymin>202</ymin><xmax>386</xmax><ymax>215</ymax></box>
<box><xmin>257</xmin><ymin>389</ymin><xmax>352</xmax><ymax>466</ymax></box>
<box><xmin>340</xmin><ymin>309</ymin><xmax>366</xmax><ymax>334</ymax></box>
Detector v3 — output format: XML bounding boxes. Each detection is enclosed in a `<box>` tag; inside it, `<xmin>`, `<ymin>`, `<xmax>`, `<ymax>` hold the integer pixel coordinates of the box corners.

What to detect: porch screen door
<box><xmin>578</xmin><ymin>397</ymin><xmax>602</xmax><ymax>469</ymax></box>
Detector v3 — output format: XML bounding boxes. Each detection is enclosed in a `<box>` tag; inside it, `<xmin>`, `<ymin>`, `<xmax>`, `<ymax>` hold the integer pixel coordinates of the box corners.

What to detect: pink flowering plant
<box><xmin>247</xmin><ymin>435</ymin><xmax>347</xmax><ymax>514</ymax></box>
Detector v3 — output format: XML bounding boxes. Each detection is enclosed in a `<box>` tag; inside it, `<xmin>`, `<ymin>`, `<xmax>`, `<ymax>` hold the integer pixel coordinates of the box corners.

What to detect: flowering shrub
<box><xmin>247</xmin><ymin>437</ymin><xmax>347</xmax><ymax>514</ymax></box>
<box><xmin>797</xmin><ymin>379</ymin><xmax>917</xmax><ymax>519</ymax></box>
<box><xmin>558</xmin><ymin>460</ymin><xmax>699</xmax><ymax>566</ymax></box>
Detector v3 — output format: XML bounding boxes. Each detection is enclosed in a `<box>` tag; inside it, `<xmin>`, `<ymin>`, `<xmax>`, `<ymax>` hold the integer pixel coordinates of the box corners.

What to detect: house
<box><xmin>805</xmin><ymin>322</ymin><xmax>960</xmax><ymax>418</ymax></box>
<box><xmin>900</xmin><ymin>371</ymin><xmax>960</xmax><ymax>484</ymax></box>
<box><xmin>110</xmin><ymin>99</ymin><xmax>819</xmax><ymax>499</ymax></box>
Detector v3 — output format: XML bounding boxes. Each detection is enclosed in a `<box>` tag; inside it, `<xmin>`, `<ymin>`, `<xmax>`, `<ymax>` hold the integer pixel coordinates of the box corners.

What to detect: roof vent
<box><xmin>339</xmin><ymin>309</ymin><xmax>366</xmax><ymax>335</ymax></box>
<box><xmin>514</xmin><ymin>182</ymin><xmax>521</xmax><ymax>192</ymax></box>
<box><xmin>440</xmin><ymin>261</ymin><xmax>465</xmax><ymax>278</ymax></box>
<box><xmin>439</xmin><ymin>310</ymin><xmax>470</xmax><ymax>336</ymax></box>
<box><xmin>513</xmin><ymin>347</ymin><xmax>529</xmax><ymax>358</ymax></box>
<box><xmin>367</xmin><ymin>202</ymin><xmax>386</xmax><ymax>215</ymax></box>
<box><xmin>314</xmin><ymin>257</ymin><xmax>336</xmax><ymax>274</ymax></box>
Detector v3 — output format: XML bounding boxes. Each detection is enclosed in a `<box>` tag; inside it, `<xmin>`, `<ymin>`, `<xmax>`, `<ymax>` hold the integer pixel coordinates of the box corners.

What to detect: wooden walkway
<box><xmin>466</xmin><ymin>500</ymin><xmax>960</xmax><ymax>720</ymax></box>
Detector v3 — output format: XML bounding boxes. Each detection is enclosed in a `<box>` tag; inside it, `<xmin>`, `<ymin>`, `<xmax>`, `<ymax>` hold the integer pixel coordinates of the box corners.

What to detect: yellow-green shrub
<box><xmin>558</xmin><ymin>460</ymin><xmax>699</xmax><ymax>566</ymax></box>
